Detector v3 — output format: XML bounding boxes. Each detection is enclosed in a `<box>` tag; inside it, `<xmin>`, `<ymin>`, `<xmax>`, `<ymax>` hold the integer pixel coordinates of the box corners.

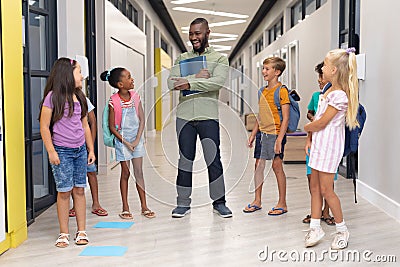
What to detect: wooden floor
<box><xmin>1</xmin><ymin>109</ymin><xmax>399</xmax><ymax>266</ymax></box>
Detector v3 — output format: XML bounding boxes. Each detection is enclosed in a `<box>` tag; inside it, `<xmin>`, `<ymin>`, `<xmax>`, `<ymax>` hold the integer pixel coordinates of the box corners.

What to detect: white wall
<box><xmin>57</xmin><ymin>0</ymin><xmax>85</xmax><ymax>58</ymax></box>
<box><xmin>230</xmin><ymin>0</ymin><xmax>338</xmax><ymax>129</ymax></box>
<box><xmin>357</xmin><ymin>0</ymin><xmax>400</xmax><ymax>221</ymax></box>
<box><xmin>96</xmin><ymin>0</ymin><xmax>183</xmax><ymax>173</ymax></box>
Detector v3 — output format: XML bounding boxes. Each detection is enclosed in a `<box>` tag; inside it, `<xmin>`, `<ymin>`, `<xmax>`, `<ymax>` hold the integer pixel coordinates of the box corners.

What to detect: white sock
<box><xmin>336</xmin><ymin>220</ymin><xmax>348</xmax><ymax>232</ymax></box>
<box><xmin>310</xmin><ymin>218</ymin><xmax>321</xmax><ymax>229</ymax></box>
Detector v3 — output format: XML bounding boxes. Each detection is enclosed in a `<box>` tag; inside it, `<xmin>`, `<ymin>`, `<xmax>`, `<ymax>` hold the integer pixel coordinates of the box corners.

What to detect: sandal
<box><xmin>75</xmin><ymin>231</ymin><xmax>89</xmax><ymax>245</ymax></box>
<box><xmin>69</xmin><ymin>208</ymin><xmax>76</xmax><ymax>217</ymax></box>
<box><xmin>321</xmin><ymin>216</ymin><xmax>336</xmax><ymax>226</ymax></box>
<box><xmin>141</xmin><ymin>210</ymin><xmax>156</xmax><ymax>219</ymax></box>
<box><xmin>302</xmin><ymin>214</ymin><xmax>311</xmax><ymax>224</ymax></box>
<box><xmin>119</xmin><ymin>211</ymin><xmax>133</xmax><ymax>220</ymax></box>
<box><xmin>55</xmin><ymin>233</ymin><xmax>70</xmax><ymax>248</ymax></box>
<box><xmin>92</xmin><ymin>207</ymin><xmax>108</xmax><ymax>216</ymax></box>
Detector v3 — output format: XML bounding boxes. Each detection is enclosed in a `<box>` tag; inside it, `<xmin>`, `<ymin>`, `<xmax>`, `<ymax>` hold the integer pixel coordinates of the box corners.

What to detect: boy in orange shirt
<box><xmin>243</xmin><ymin>57</ymin><xmax>289</xmax><ymax>215</ymax></box>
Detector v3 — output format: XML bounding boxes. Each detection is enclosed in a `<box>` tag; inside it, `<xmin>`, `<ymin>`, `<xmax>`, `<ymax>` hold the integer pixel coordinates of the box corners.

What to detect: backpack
<box><xmin>343</xmin><ymin>103</ymin><xmax>367</xmax><ymax>203</ymax></box>
<box><xmin>102</xmin><ymin>91</ymin><xmax>141</xmax><ymax>147</ymax></box>
<box><xmin>258</xmin><ymin>85</ymin><xmax>300</xmax><ymax>133</ymax></box>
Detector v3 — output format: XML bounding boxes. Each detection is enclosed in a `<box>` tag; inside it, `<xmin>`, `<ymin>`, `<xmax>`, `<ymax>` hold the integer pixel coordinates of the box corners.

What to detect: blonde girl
<box><xmin>304</xmin><ymin>48</ymin><xmax>359</xmax><ymax>249</ymax></box>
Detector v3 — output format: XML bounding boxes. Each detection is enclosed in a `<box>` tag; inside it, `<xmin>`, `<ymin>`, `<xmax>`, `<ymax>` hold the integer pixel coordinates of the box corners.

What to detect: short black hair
<box><xmin>190</xmin><ymin>17</ymin><xmax>209</xmax><ymax>29</ymax></box>
<box><xmin>315</xmin><ymin>62</ymin><xmax>324</xmax><ymax>75</ymax></box>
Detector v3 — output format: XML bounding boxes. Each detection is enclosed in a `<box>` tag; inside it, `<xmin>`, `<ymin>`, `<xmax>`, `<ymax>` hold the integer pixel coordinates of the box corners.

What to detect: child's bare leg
<box><xmin>310</xmin><ymin>169</ymin><xmax>323</xmax><ymax>220</ymax></box>
<box><xmin>120</xmin><ymin>161</ymin><xmax>131</xmax><ymax>212</ymax></box>
<box><xmin>319</xmin><ymin>171</ymin><xmax>343</xmax><ymax>223</ymax></box>
<box><xmin>87</xmin><ymin>172</ymin><xmax>99</xmax><ymax>208</ymax></box>
<box><xmin>322</xmin><ymin>198</ymin><xmax>330</xmax><ymax>217</ymax></box>
<box><xmin>88</xmin><ymin>172</ymin><xmax>100</xmax><ymax>209</ymax></box>
<box><xmin>57</xmin><ymin>191</ymin><xmax>72</xmax><ymax>233</ymax></box>
<box><xmin>272</xmin><ymin>157</ymin><xmax>287</xmax><ymax>210</ymax></box>
<box><xmin>253</xmin><ymin>159</ymin><xmax>266</xmax><ymax>206</ymax></box>
<box><xmin>72</xmin><ymin>187</ymin><xmax>86</xmax><ymax>231</ymax></box>
<box><xmin>131</xmin><ymin>157</ymin><xmax>148</xmax><ymax>211</ymax></box>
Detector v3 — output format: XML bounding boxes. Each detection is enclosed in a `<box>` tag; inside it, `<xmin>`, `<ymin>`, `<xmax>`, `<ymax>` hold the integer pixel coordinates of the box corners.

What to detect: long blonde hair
<box><xmin>326</xmin><ymin>48</ymin><xmax>359</xmax><ymax>130</ymax></box>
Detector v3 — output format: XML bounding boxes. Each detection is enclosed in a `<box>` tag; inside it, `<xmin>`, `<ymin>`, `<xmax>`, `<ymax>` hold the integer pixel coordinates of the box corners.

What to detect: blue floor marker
<box><xmin>79</xmin><ymin>246</ymin><xmax>128</xmax><ymax>256</ymax></box>
<box><xmin>93</xmin><ymin>221</ymin><xmax>134</xmax><ymax>229</ymax></box>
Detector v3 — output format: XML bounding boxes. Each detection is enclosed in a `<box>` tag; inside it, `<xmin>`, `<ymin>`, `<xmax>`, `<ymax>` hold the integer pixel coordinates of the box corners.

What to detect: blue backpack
<box><xmin>258</xmin><ymin>85</ymin><xmax>301</xmax><ymax>133</ymax></box>
<box><xmin>343</xmin><ymin>104</ymin><xmax>367</xmax><ymax>157</ymax></box>
<box><xmin>343</xmin><ymin>103</ymin><xmax>367</xmax><ymax>204</ymax></box>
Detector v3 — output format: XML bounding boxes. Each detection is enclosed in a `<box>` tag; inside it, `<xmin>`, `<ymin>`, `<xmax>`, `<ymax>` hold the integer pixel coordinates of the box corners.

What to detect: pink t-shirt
<box><xmin>43</xmin><ymin>91</ymin><xmax>85</xmax><ymax>148</ymax></box>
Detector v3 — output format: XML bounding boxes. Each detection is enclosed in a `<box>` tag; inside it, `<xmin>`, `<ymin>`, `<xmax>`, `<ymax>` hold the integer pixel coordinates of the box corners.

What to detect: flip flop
<box><xmin>119</xmin><ymin>211</ymin><xmax>133</xmax><ymax>220</ymax></box>
<box><xmin>243</xmin><ymin>204</ymin><xmax>262</xmax><ymax>213</ymax></box>
<box><xmin>141</xmin><ymin>210</ymin><xmax>156</xmax><ymax>219</ymax></box>
<box><xmin>92</xmin><ymin>208</ymin><xmax>108</xmax><ymax>216</ymax></box>
<box><xmin>268</xmin><ymin>207</ymin><xmax>288</xmax><ymax>216</ymax></box>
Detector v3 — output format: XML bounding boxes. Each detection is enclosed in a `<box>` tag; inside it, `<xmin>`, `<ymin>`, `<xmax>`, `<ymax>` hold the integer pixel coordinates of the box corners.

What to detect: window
<box><xmin>339</xmin><ymin>0</ymin><xmax>350</xmax><ymax>48</ymax></box>
<box><xmin>127</xmin><ymin>3</ymin><xmax>133</xmax><ymax>21</ymax></box>
<box><xmin>254</xmin><ymin>35</ymin><xmax>263</xmax><ymax>55</ymax></box>
<box><xmin>291</xmin><ymin>0</ymin><xmax>327</xmax><ymax>28</ymax></box>
<box><xmin>291</xmin><ymin>0</ymin><xmax>302</xmax><ymax>27</ymax></box>
<box><xmin>305</xmin><ymin>0</ymin><xmax>316</xmax><ymax>16</ymax></box>
<box><xmin>109</xmin><ymin>0</ymin><xmax>140</xmax><ymax>29</ymax></box>
<box><xmin>161</xmin><ymin>37</ymin><xmax>169</xmax><ymax>54</ymax></box>
<box><xmin>266</xmin><ymin>17</ymin><xmax>283</xmax><ymax>46</ymax></box>
<box><xmin>133</xmin><ymin>5</ymin><xmax>139</xmax><ymax>26</ymax></box>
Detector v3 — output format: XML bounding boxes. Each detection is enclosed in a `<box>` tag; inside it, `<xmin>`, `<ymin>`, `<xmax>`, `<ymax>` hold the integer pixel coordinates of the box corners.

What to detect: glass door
<box><xmin>23</xmin><ymin>0</ymin><xmax>57</xmax><ymax>223</ymax></box>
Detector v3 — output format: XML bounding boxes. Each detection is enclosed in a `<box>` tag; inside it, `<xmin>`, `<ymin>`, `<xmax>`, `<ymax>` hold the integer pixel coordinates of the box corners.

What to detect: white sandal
<box><xmin>75</xmin><ymin>230</ymin><xmax>89</xmax><ymax>245</ymax></box>
<box><xmin>55</xmin><ymin>233</ymin><xmax>70</xmax><ymax>248</ymax></box>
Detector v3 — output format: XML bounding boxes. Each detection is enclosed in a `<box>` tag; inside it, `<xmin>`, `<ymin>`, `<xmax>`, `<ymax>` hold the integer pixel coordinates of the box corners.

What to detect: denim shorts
<box><xmin>87</xmin><ymin>162</ymin><xmax>97</xmax><ymax>173</ymax></box>
<box><xmin>259</xmin><ymin>133</ymin><xmax>286</xmax><ymax>160</ymax></box>
<box><xmin>51</xmin><ymin>144</ymin><xmax>87</xmax><ymax>192</ymax></box>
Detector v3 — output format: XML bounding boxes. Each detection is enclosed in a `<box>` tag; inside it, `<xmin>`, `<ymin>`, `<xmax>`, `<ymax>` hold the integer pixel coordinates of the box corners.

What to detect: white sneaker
<box><xmin>331</xmin><ymin>230</ymin><xmax>350</xmax><ymax>250</ymax></box>
<box><xmin>304</xmin><ymin>227</ymin><xmax>325</xmax><ymax>247</ymax></box>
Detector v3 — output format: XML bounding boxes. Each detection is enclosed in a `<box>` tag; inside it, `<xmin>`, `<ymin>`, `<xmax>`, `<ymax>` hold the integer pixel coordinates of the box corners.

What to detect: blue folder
<box><xmin>179</xmin><ymin>55</ymin><xmax>207</xmax><ymax>96</ymax></box>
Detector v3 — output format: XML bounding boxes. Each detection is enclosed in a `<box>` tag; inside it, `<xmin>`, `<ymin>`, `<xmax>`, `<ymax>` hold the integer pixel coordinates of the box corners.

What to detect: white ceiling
<box><xmin>163</xmin><ymin>0</ymin><xmax>264</xmax><ymax>57</ymax></box>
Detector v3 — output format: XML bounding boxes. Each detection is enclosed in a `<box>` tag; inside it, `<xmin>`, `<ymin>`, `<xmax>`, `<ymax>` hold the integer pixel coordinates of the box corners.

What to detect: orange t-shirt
<box><xmin>258</xmin><ymin>83</ymin><xmax>290</xmax><ymax>134</ymax></box>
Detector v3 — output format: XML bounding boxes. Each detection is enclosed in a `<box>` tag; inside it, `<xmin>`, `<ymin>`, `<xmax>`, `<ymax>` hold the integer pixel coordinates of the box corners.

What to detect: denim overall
<box><xmin>114</xmin><ymin>104</ymin><xmax>145</xmax><ymax>161</ymax></box>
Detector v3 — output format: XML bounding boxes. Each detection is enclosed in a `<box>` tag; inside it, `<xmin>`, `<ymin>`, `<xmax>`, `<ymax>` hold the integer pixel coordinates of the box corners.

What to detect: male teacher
<box><xmin>168</xmin><ymin>18</ymin><xmax>232</xmax><ymax>218</ymax></box>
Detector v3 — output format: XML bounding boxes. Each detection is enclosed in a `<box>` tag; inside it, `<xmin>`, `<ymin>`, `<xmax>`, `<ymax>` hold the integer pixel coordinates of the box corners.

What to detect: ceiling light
<box><xmin>171</xmin><ymin>0</ymin><xmax>206</xmax><ymax>4</ymax></box>
<box><xmin>209</xmin><ymin>20</ymin><xmax>247</xmax><ymax>27</ymax></box>
<box><xmin>209</xmin><ymin>37</ymin><xmax>237</xmax><ymax>43</ymax></box>
<box><xmin>209</xmin><ymin>33</ymin><xmax>238</xmax><ymax>38</ymax></box>
<box><xmin>172</xmin><ymin>7</ymin><xmax>249</xmax><ymax>19</ymax></box>
<box><xmin>185</xmin><ymin>38</ymin><xmax>236</xmax><ymax>46</ymax></box>
<box><xmin>181</xmin><ymin>20</ymin><xmax>247</xmax><ymax>30</ymax></box>
<box><xmin>212</xmin><ymin>45</ymin><xmax>232</xmax><ymax>51</ymax></box>
<box><xmin>182</xmin><ymin>31</ymin><xmax>238</xmax><ymax>38</ymax></box>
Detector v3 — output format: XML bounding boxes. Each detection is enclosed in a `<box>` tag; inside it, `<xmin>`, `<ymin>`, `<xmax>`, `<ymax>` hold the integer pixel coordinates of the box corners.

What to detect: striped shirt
<box><xmin>309</xmin><ymin>90</ymin><xmax>348</xmax><ymax>173</ymax></box>
<box><xmin>108</xmin><ymin>95</ymin><xmax>134</xmax><ymax>109</ymax></box>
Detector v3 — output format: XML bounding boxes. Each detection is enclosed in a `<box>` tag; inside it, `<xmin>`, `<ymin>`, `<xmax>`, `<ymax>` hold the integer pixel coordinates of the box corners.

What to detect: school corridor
<box><xmin>1</xmin><ymin>107</ymin><xmax>399</xmax><ymax>265</ymax></box>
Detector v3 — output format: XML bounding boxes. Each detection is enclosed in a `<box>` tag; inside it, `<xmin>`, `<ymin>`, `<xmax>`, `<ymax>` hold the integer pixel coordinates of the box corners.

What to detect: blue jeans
<box><xmin>176</xmin><ymin>118</ymin><xmax>226</xmax><ymax>207</ymax></box>
<box><xmin>51</xmin><ymin>144</ymin><xmax>87</xmax><ymax>192</ymax></box>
